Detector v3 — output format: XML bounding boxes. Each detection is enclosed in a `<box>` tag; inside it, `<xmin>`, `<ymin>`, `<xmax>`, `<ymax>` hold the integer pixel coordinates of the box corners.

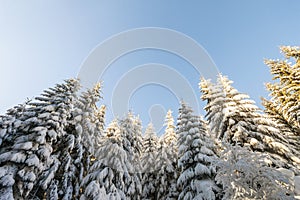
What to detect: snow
<box><xmin>295</xmin><ymin>176</ymin><xmax>300</xmax><ymax>196</ymax></box>
<box><xmin>12</xmin><ymin>142</ymin><xmax>33</xmax><ymax>150</ymax></box>
<box><xmin>0</xmin><ymin>73</ymin><xmax>299</xmax><ymax>199</ymax></box>
<box><xmin>0</xmin><ymin>129</ymin><xmax>6</xmax><ymax>137</ymax></box>
<box><xmin>25</xmin><ymin>154</ymin><xmax>40</xmax><ymax>168</ymax></box>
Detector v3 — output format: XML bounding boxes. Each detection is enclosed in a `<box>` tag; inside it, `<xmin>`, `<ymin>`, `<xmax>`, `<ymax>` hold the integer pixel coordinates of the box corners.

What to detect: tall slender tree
<box><xmin>156</xmin><ymin>110</ymin><xmax>178</xmax><ymax>200</ymax></box>
<box><xmin>141</xmin><ymin>123</ymin><xmax>159</xmax><ymax>199</ymax></box>
<box><xmin>119</xmin><ymin>113</ymin><xmax>143</xmax><ymax>199</ymax></box>
<box><xmin>177</xmin><ymin>101</ymin><xmax>220</xmax><ymax>200</ymax></box>
<box><xmin>263</xmin><ymin>46</ymin><xmax>300</xmax><ymax>153</ymax></box>
<box><xmin>45</xmin><ymin>83</ymin><xmax>103</xmax><ymax>199</ymax></box>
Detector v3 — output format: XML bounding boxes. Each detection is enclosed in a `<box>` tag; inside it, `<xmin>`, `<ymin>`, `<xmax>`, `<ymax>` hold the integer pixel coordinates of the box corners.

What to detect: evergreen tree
<box><xmin>45</xmin><ymin>83</ymin><xmax>103</xmax><ymax>199</ymax></box>
<box><xmin>141</xmin><ymin>123</ymin><xmax>159</xmax><ymax>199</ymax></box>
<box><xmin>0</xmin><ymin>79</ymin><xmax>80</xmax><ymax>199</ymax></box>
<box><xmin>262</xmin><ymin>98</ymin><xmax>300</xmax><ymax>152</ymax></box>
<box><xmin>119</xmin><ymin>113</ymin><xmax>143</xmax><ymax>199</ymax></box>
<box><xmin>120</xmin><ymin>112</ymin><xmax>143</xmax><ymax>158</ymax></box>
<box><xmin>177</xmin><ymin>102</ymin><xmax>220</xmax><ymax>200</ymax></box>
<box><xmin>94</xmin><ymin>105</ymin><xmax>106</xmax><ymax>133</ymax></box>
<box><xmin>200</xmin><ymin>75</ymin><xmax>300</xmax><ymax>173</ymax></box>
<box><xmin>155</xmin><ymin>110</ymin><xmax>178</xmax><ymax>200</ymax></box>
<box><xmin>162</xmin><ymin>110</ymin><xmax>177</xmax><ymax>147</ymax></box>
<box><xmin>264</xmin><ymin>46</ymin><xmax>300</xmax><ymax>131</ymax></box>
<box><xmin>80</xmin><ymin>119</ymin><xmax>128</xmax><ymax>199</ymax></box>
<box><xmin>81</xmin><ymin>113</ymin><xmax>143</xmax><ymax>200</ymax></box>
<box><xmin>263</xmin><ymin>46</ymin><xmax>300</xmax><ymax>152</ymax></box>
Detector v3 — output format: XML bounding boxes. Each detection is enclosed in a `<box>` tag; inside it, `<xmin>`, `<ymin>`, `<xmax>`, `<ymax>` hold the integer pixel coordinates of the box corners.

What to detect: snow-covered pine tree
<box><xmin>262</xmin><ymin>98</ymin><xmax>300</xmax><ymax>152</ymax></box>
<box><xmin>119</xmin><ymin>112</ymin><xmax>143</xmax><ymax>199</ymax></box>
<box><xmin>73</xmin><ymin>83</ymin><xmax>103</xmax><ymax>162</ymax></box>
<box><xmin>80</xmin><ymin>119</ymin><xmax>128</xmax><ymax>199</ymax></box>
<box><xmin>81</xmin><ymin>113</ymin><xmax>143</xmax><ymax>200</ymax></box>
<box><xmin>0</xmin><ymin>102</ymin><xmax>30</xmax><ymax>200</ymax></box>
<box><xmin>94</xmin><ymin>105</ymin><xmax>106</xmax><ymax>133</ymax></box>
<box><xmin>264</xmin><ymin>46</ymin><xmax>300</xmax><ymax>132</ymax></box>
<box><xmin>162</xmin><ymin>110</ymin><xmax>177</xmax><ymax>147</ymax></box>
<box><xmin>0</xmin><ymin>101</ymin><xmax>30</xmax><ymax>151</ymax></box>
<box><xmin>200</xmin><ymin>75</ymin><xmax>300</xmax><ymax>174</ymax></box>
<box><xmin>0</xmin><ymin>79</ymin><xmax>80</xmax><ymax>200</ymax></box>
<box><xmin>120</xmin><ymin>112</ymin><xmax>143</xmax><ymax>158</ymax></box>
<box><xmin>177</xmin><ymin>101</ymin><xmax>220</xmax><ymax>200</ymax></box>
<box><xmin>141</xmin><ymin>123</ymin><xmax>159</xmax><ymax>199</ymax></box>
<box><xmin>44</xmin><ymin>82</ymin><xmax>104</xmax><ymax>199</ymax></box>
<box><xmin>199</xmin><ymin>77</ymin><xmax>227</xmax><ymax>139</ymax></box>
<box><xmin>155</xmin><ymin>110</ymin><xmax>178</xmax><ymax>200</ymax></box>
<box><xmin>215</xmin><ymin>144</ymin><xmax>294</xmax><ymax>199</ymax></box>
<box><xmin>263</xmin><ymin>46</ymin><xmax>300</xmax><ymax>154</ymax></box>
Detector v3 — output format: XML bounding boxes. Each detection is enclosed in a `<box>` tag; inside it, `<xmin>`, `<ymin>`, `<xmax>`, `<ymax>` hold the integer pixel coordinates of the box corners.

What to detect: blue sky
<box><xmin>1</xmin><ymin>1</ymin><xmax>300</xmax><ymax>132</ymax></box>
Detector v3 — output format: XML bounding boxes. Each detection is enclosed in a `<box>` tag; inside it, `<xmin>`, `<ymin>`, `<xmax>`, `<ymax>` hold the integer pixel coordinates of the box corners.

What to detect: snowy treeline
<box><xmin>0</xmin><ymin>46</ymin><xmax>300</xmax><ymax>199</ymax></box>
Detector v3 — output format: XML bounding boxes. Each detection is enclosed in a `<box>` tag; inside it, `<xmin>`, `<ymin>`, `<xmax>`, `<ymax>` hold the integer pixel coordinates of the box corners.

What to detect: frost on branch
<box><xmin>215</xmin><ymin>144</ymin><xmax>295</xmax><ymax>199</ymax></box>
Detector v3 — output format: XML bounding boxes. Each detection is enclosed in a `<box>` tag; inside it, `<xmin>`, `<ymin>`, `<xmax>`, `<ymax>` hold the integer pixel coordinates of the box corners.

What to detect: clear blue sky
<box><xmin>1</xmin><ymin>1</ymin><xmax>300</xmax><ymax>131</ymax></box>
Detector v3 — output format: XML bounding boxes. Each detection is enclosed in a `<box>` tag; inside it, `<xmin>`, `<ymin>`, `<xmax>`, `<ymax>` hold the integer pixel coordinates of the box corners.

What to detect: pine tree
<box><xmin>200</xmin><ymin>75</ymin><xmax>300</xmax><ymax>174</ymax></box>
<box><xmin>0</xmin><ymin>79</ymin><xmax>80</xmax><ymax>199</ymax></box>
<box><xmin>262</xmin><ymin>98</ymin><xmax>300</xmax><ymax>152</ymax></box>
<box><xmin>141</xmin><ymin>123</ymin><xmax>159</xmax><ymax>199</ymax></box>
<box><xmin>120</xmin><ymin>112</ymin><xmax>143</xmax><ymax>158</ymax></box>
<box><xmin>177</xmin><ymin>101</ymin><xmax>220</xmax><ymax>200</ymax></box>
<box><xmin>155</xmin><ymin>110</ymin><xmax>178</xmax><ymax>200</ymax></box>
<box><xmin>94</xmin><ymin>105</ymin><xmax>106</xmax><ymax>133</ymax></box>
<box><xmin>81</xmin><ymin>113</ymin><xmax>143</xmax><ymax>200</ymax></box>
<box><xmin>80</xmin><ymin>119</ymin><xmax>128</xmax><ymax>199</ymax></box>
<box><xmin>162</xmin><ymin>110</ymin><xmax>177</xmax><ymax>147</ymax></box>
<box><xmin>119</xmin><ymin>112</ymin><xmax>143</xmax><ymax>199</ymax></box>
<box><xmin>44</xmin><ymin>83</ymin><xmax>103</xmax><ymax>199</ymax></box>
<box><xmin>264</xmin><ymin>46</ymin><xmax>300</xmax><ymax>131</ymax></box>
<box><xmin>199</xmin><ymin>77</ymin><xmax>227</xmax><ymax>139</ymax></box>
<box><xmin>263</xmin><ymin>46</ymin><xmax>300</xmax><ymax>153</ymax></box>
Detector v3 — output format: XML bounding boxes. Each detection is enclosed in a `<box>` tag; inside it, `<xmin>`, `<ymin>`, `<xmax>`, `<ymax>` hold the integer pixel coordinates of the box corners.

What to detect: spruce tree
<box><xmin>262</xmin><ymin>98</ymin><xmax>300</xmax><ymax>151</ymax></box>
<box><xmin>264</xmin><ymin>46</ymin><xmax>300</xmax><ymax>131</ymax></box>
<box><xmin>200</xmin><ymin>75</ymin><xmax>300</xmax><ymax>174</ymax></box>
<box><xmin>263</xmin><ymin>46</ymin><xmax>300</xmax><ymax>152</ymax></box>
<box><xmin>119</xmin><ymin>112</ymin><xmax>143</xmax><ymax>199</ymax></box>
<box><xmin>177</xmin><ymin>102</ymin><xmax>220</xmax><ymax>200</ymax></box>
<box><xmin>45</xmin><ymin>83</ymin><xmax>103</xmax><ymax>199</ymax></box>
<box><xmin>156</xmin><ymin>110</ymin><xmax>178</xmax><ymax>200</ymax></box>
<box><xmin>80</xmin><ymin>120</ymin><xmax>128</xmax><ymax>199</ymax></box>
<box><xmin>141</xmin><ymin>123</ymin><xmax>159</xmax><ymax>199</ymax></box>
<box><xmin>0</xmin><ymin>79</ymin><xmax>80</xmax><ymax>199</ymax></box>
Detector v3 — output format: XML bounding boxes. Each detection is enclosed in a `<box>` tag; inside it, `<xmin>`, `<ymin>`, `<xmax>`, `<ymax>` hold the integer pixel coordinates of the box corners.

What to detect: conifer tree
<box><xmin>141</xmin><ymin>123</ymin><xmax>159</xmax><ymax>199</ymax></box>
<box><xmin>263</xmin><ymin>46</ymin><xmax>300</xmax><ymax>153</ymax></box>
<box><xmin>264</xmin><ymin>46</ymin><xmax>300</xmax><ymax>132</ymax></box>
<box><xmin>0</xmin><ymin>79</ymin><xmax>80</xmax><ymax>199</ymax></box>
<box><xmin>80</xmin><ymin>120</ymin><xmax>128</xmax><ymax>199</ymax></box>
<box><xmin>200</xmin><ymin>75</ymin><xmax>300</xmax><ymax>173</ymax></box>
<box><xmin>94</xmin><ymin>105</ymin><xmax>106</xmax><ymax>133</ymax></box>
<box><xmin>162</xmin><ymin>110</ymin><xmax>177</xmax><ymax>147</ymax></box>
<box><xmin>155</xmin><ymin>110</ymin><xmax>178</xmax><ymax>200</ymax></box>
<box><xmin>44</xmin><ymin>83</ymin><xmax>103</xmax><ymax>199</ymax></box>
<box><xmin>177</xmin><ymin>102</ymin><xmax>220</xmax><ymax>200</ymax></box>
<box><xmin>81</xmin><ymin>113</ymin><xmax>143</xmax><ymax>200</ymax></box>
<box><xmin>119</xmin><ymin>112</ymin><xmax>143</xmax><ymax>199</ymax></box>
